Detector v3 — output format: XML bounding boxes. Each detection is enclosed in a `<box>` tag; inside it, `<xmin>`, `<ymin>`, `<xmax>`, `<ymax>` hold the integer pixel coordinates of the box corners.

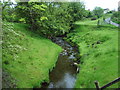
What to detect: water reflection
<box><xmin>41</xmin><ymin>37</ymin><xmax>79</xmax><ymax>88</ymax></box>
<box><xmin>48</xmin><ymin>73</ymin><xmax>76</xmax><ymax>88</ymax></box>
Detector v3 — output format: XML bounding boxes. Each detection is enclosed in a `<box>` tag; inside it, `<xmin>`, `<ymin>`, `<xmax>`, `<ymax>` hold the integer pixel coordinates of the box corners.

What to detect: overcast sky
<box><xmin>81</xmin><ymin>0</ymin><xmax>120</xmax><ymax>11</ymax></box>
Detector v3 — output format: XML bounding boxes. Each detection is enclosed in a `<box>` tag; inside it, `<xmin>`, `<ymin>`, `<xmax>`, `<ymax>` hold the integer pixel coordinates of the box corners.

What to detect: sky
<box><xmin>80</xmin><ymin>0</ymin><xmax>120</xmax><ymax>11</ymax></box>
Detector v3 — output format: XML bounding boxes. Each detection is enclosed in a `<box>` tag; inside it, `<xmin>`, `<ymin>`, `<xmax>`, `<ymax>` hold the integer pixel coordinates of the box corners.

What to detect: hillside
<box><xmin>2</xmin><ymin>22</ymin><xmax>62</xmax><ymax>88</ymax></box>
<box><xmin>66</xmin><ymin>20</ymin><xmax>118</xmax><ymax>88</ymax></box>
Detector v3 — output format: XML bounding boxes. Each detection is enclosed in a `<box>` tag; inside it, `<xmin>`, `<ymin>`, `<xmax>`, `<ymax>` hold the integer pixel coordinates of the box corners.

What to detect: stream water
<box><xmin>41</xmin><ymin>37</ymin><xmax>80</xmax><ymax>88</ymax></box>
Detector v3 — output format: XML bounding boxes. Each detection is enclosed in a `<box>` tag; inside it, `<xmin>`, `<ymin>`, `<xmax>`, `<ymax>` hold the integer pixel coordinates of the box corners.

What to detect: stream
<box><xmin>41</xmin><ymin>37</ymin><xmax>80</xmax><ymax>88</ymax></box>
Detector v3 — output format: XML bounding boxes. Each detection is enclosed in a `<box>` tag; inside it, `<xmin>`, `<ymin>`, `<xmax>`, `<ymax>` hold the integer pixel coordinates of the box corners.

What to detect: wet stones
<box><xmin>71</xmin><ymin>62</ymin><xmax>80</xmax><ymax>73</ymax></box>
<box><xmin>40</xmin><ymin>81</ymin><xmax>49</xmax><ymax>88</ymax></box>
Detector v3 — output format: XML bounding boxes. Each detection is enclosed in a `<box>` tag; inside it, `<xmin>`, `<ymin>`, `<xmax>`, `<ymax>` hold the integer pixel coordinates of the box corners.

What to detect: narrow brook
<box><xmin>41</xmin><ymin>37</ymin><xmax>80</xmax><ymax>88</ymax></box>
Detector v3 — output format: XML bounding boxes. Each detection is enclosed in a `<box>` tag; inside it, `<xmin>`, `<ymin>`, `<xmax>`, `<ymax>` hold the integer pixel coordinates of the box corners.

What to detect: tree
<box><xmin>16</xmin><ymin>2</ymin><xmax>72</xmax><ymax>37</ymax></box>
<box><xmin>84</xmin><ymin>10</ymin><xmax>93</xmax><ymax>18</ymax></box>
<box><xmin>111</xmin><ymin>11</ymin><xmax>120</xmax><ymax>24</ymax></box>
<box><xmin>2</xmin><ymin>1</ymin><xmax>17</xmax><ymax>22</ymax></box>
<box><xmin>9</xmin><ymin>1</ymin><xmax>86</xmax><ymax>38</ymax></box>
<box><xmin>68</xmin><ymin>2</ymin><xmax>86</xmax><ymax>21</ymax></box>
<box><xmin>93</xmin><ymin>7</ymin><xmax>104</xmax><ymax>18</ymax></box>
<box><xmin>16</xmin><ymin>2</ymin><xmax>48</xmax><ymax>29</ymax></box>
<box><xmin>118</xmin><ymin>6</ymin><xmax>120</xmax><ymax>11</ymax></box>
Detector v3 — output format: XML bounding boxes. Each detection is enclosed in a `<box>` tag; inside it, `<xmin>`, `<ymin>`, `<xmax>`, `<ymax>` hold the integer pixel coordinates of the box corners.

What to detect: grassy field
<box><xmin>75</xmin><ymin>18</ymin><xmax>101</xmax><ymax>26</ymax></box>
<box><xmin>66</xmin><ymin>19</ymin><xmax>119</xmax><ymax>88</ymax></box>
<box><xmin>75</xmin><ymin>14</ymin><xmax>113</xmax><ymax>26</ymax></box>
<box><xmin>2</xmin><ymin>22</ymin><xmax>62</xmax><ymax>88</ymax></box>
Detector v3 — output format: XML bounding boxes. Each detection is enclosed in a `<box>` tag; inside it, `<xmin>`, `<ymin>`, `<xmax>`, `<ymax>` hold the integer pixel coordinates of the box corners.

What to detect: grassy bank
<box><xmin>2</xmin><ymin>22</ymin><xmax>62</xmax><ymax>88</ymax></box>
<box><xmin>66</xmin><ymin>21</ymin><xmax>118</xmax><ymax>88</ymax></box>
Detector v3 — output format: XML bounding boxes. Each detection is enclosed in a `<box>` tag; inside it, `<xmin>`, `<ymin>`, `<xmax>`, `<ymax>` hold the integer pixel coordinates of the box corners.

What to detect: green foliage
<box><xmin>68</xmin><ymin>2</ymin><xmax>86</xmax><ymax>21</ymax></box>
<box><xmin>2</xmin><ymin>1</ymin><xmax>19</xmax><ymax>22</ymax></box>
<box><xmin>19</xmin><ymin>18</ymin><xmax>26</xmax><ymax>23</ymax></box>
<box><xmin>40</xmin><ymin>16</ymin><xmax>48</xmax><ymax>21</ymax></box>
<box><xmin>37</xmin><ymin>2</ymin><xmax>73</xmax><ymax>37</ymax></box>
<box><xmin>2</xmin><ymin>1</ymin><xmax>86</xmax><ymax>37</ymax></box>
<box><xmin>2</xmin><ymin>22</ymin><xmax>62</xmax><ymax>88</ymax></box>
<box><xmin>85</xmin><ymin>10</ymin><xmax>93</xmax><ymax>18</ymax></box>
<box><xmin>14</xmin><ymin>2</ymin><xmax>86</xmax><ymax>37</ymax></box>
<box><xmin>111</xmin><ymin>11</ymin><xmax>120</xmax><ymax>24</ymax></box>
<box><xmin>93</xmin><ymin>7</ymin><xmax>104</xmax><ymax>18</ymax></box>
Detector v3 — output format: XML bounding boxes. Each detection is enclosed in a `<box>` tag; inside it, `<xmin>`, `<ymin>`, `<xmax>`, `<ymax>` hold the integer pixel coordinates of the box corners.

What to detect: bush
<box><xmin>111</xmin><ymin>11</ymin><xmax>120</xmax><ymax>24</ymax></box>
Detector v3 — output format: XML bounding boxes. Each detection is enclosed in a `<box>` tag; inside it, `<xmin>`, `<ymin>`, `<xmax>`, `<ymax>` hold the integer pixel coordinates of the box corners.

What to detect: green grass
<box><xmin>75</xmin><ymin>14</ymin><xmax>113</xmax><ymax>26</ymax></box>
<box><xmin>2</xmin><ymin>22</ymin><xmax>62</xmax><ymax>88</ymax></box>
<box><xmin>75</xmin><ymin>18</ymin><xmax>100</xmax><ymax>25</ymax></box>
<box><xmin>67</xmin><ymin>22</ymin><xmax>118</xmax><ymax>88</ymax></box>
<box><xmin>103</xmin><ymin>13</ymin><xmax>113</xmax><ymax>18</ymax></box>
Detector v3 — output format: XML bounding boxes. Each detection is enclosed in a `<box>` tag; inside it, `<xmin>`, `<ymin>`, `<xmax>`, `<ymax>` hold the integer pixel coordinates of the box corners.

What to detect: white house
<box><xmin>104</xmin><ymin>8</ymin><xmax>110</xmax><ymax>14</ymax></box>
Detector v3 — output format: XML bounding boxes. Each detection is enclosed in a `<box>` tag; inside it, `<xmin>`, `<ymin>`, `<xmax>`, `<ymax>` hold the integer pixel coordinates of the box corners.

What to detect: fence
<box><xmin>94</xmin><ymin>77</ymin><xmax>120</xmax><ymax>90</ymax></box>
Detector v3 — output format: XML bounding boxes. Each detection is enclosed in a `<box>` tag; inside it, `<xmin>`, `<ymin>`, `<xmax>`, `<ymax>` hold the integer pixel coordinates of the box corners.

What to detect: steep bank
<box><xmin>2</xmin><ymin>22</ymin><xmax>62</xmax><ymax>88</ymax></box>
<box><xmin>66</xmin><ymin>24</ymin><xmax>118</xmax><ymax>88</ymax></box>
